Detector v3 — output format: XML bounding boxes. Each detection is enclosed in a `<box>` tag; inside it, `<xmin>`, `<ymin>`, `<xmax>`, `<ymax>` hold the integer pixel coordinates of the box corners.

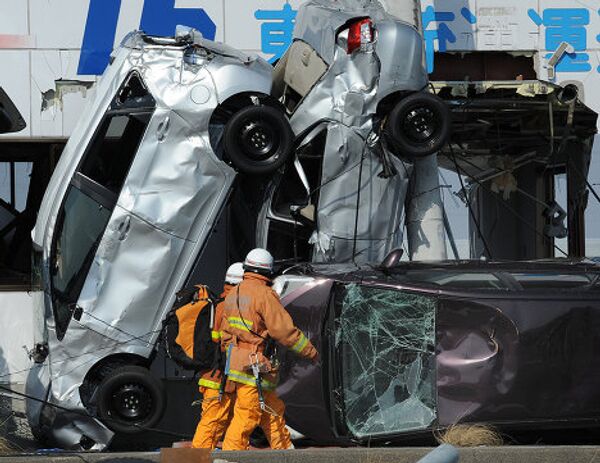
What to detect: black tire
<box><xmin>96</xmin><ymin>366</ymin><xmax>165</xmax><ymax>435</ymax></box>
<box><xmin>386</xmin><ymin>92</ymin><xmax>451</xmax><ymax>158</ymax></box>
<box><xmin>223</xmin><ymin>105</ymin><xmax>294</xmax><ymax>175</ymax></box>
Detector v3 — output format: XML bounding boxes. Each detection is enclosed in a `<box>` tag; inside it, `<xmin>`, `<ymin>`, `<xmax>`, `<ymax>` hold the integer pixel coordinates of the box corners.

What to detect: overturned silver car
<box><xmin>26</xmin><ymin>0</ymin><xmax>451</xmax><ymax>450</ymax></box>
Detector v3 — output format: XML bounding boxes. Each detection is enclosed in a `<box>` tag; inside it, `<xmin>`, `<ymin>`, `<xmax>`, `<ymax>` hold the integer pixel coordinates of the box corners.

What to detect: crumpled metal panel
<box><xmin>288</xmin><ymin>21</ymin><xmax>408</xmax><ymax>265</ymax></box>
<box><xmin>76</xmin><ymin>206</ymin><xmax>186</xmax><ymax>342</ymax></box>
<box><xmin>28</xmin><ymin>31</ymin><xmax>273</xmax><ymax>449</ymax></box>
<box><xmin>286</xmin><ymin>0</ymin><xmax>435</xmax><ymax>265</ymax></box>
<box><xmin>336</xmin><ymin>283</ymin><xmax>436</xmax><ymax>438</ymax></box>
<box><xmin>311</xmin><ymin>124</ymin><xmax>410</xmax><ymax>264</ymax></box>
<box><xmin>436</xmin><ymin>298</ymin><xmax>520</xmax><ymax>425</ymax></box>
<box><xmin>290</xmin><ymin>46</ymin><xmax>380</xmax><ymax>138</ymax></box>
<box><xmin>375</xmin><ymin>20</ymin><xmax>427</xmax><ymax>100</ymax></box>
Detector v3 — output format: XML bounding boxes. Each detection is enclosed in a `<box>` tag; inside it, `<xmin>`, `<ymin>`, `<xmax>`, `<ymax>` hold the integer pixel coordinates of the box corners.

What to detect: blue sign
<box><xmin>422</xmin><ymin>6</ymin><xmax>476</xmax><ymax>73</ymax></box>
<box><xmin>528</xmin><ymin>8</ymin><xmax>591</xmax><ymax>73</ymax></box>
<box><xmin>79</xmin><ymin>0</ymin><xmax>216</xmax><ymax>75</ymax></box>
<box><xmin>254</xmin><ymin>3</ymin><xmax>297</xmax><ymax>63</ymax></box>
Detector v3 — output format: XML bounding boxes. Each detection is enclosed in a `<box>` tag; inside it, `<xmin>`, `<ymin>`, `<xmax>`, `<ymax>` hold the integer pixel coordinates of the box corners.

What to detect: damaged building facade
<box><xmin>0</xmin><ymin>0</ymin><xmax>598</xmax><ymax>452</ymax></box>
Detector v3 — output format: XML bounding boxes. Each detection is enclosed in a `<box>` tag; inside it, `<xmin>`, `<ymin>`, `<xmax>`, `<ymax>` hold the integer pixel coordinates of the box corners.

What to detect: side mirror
<box><xmin>380</xmin><ymin>248</ymin><xmax>404</xmax><ymax>271</ymax></box>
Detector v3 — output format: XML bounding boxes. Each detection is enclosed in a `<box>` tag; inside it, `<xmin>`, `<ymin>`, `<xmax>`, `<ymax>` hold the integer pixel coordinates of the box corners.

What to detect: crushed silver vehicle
<box><xmin>25</xmin><ymin>28</ymin><xmax>295</xmax><ymax>449</ymax></box>
<box><xmin>259</xmin><ymin>0</ymin><xmax>451</xmax><ymax>264</ymax></box>
<box><xmin>26</xmin><ymin>0</ymin><xmax>452</xmax><ymax>450</ymax></box>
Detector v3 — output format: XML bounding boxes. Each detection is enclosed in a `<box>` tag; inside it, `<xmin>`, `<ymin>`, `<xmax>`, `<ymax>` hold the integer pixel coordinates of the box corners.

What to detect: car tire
<box><xmin>96</xmin><ymin>366</ymin><xmax>165</xmax><ymax>435</ymax></box>
<box><xmin>386</xmin><ymin>92</ymin><xmax>451</xmax><ymax>158</ymax></box>
<box><xmin>223</xmin><ymin>105</ymin><xmax>294</xmax><ymax>175</ymax></box>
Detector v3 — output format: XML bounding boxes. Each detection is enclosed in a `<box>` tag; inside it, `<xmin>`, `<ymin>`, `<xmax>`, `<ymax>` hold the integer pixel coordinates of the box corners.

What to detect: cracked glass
<box><xmin>335</xmin><ymin>284</ymin><xmax>437</xmax><ymax>438</ymax></box>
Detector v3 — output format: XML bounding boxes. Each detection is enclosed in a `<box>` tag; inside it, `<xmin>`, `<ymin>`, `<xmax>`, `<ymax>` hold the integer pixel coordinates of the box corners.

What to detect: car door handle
<box><xmin>118</xmin><ymin>216</ymin><xmax>131</xmax><ymax>241</ymax></box>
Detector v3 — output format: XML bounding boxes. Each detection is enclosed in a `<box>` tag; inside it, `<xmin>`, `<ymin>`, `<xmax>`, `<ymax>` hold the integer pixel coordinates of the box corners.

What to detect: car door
<box><xmin>0</xmin><ymin>87</ymin><xmax>26</xmax><ymax>134</ymax></box>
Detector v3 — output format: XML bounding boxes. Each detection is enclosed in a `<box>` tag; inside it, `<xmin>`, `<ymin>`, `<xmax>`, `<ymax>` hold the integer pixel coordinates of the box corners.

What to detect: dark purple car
<box><xmin>273</xmin><ymin>259</ymin><xmax>600</xmax><ymax>445</ymax></box>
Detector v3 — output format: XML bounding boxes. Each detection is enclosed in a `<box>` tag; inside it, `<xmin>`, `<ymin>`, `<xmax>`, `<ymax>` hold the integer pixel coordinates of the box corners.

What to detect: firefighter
<box><xmin>220</xmin><ymin>248</ymin><xmax>319</xmax><ymax>451</ymax></box>
<box><xmin>191</xmin><ymin>262</ymin><xmax>244</xmax><ymax>449</ymax></box>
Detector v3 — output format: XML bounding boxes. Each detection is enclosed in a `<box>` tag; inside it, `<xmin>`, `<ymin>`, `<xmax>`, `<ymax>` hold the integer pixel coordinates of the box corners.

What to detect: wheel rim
<box><xmin>239</xmin><ymin>119</ymin><xmax>278</xmax><ymax>160</ymax></box>
<box><xmin>110</xmin><ymin>383</ymin><xmax>153</xmax><ymax>422</ymax></box>
<box><xmin>402</xmin><ymin>106</ymin><xmax>439</xmax><ymax>143</ymax></box>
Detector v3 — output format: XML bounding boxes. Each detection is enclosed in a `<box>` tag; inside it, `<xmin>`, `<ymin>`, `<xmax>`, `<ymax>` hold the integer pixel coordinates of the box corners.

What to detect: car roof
<box><xmin>285</xmin><ymin>259</ymin><xmax>600</xmax><ymax>294</ymax></box>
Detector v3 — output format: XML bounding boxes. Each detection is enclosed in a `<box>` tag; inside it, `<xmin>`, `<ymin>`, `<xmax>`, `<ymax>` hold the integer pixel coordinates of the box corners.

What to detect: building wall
<box><xmin>0</xmin><ymin>0</ymin><xmax>600</xmax><ymax>138</ymax></box>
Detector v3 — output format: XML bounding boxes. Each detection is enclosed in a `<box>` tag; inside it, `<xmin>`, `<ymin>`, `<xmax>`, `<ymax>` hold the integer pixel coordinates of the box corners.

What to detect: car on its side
<box><xmin>274</xmin><ymin>259</ymin><xmax>600</xmax><ymax>444</ymax></box>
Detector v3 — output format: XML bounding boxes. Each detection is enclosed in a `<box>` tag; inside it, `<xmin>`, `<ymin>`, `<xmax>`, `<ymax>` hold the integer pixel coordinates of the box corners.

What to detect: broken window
<box><xmin>51</xmin><ymin>187</ymin><xmax>112</xmax><ymax>337</ymax></box>
<box><xmin>335</xmin><ymin>284</ymin><xmax>437</xmax><ymax>438</ymax></box>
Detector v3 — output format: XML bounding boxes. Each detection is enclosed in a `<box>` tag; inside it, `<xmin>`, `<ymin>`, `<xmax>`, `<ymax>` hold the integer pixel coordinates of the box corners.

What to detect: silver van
<box><xmin>26</xmin><ymin>28</ymin><xmax>293</xmax><ymax>449</ymax></box>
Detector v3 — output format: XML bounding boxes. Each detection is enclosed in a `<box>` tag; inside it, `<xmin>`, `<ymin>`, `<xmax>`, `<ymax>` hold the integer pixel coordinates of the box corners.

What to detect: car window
<box><xmin>78</xmin><ymin>73</ymin><xmax>153</xmax><ymax>195</ymax></box>
<box><xmin>509</xmin><ymin>272</ymin><xmax>597</xmax><ymax>290</ymax></box>
<box><xmin>79</xmin><ymin>113</ymin><xmax>151</xmax><ymax>195</ymax></box>
<box><xmin>401</xmin><ymin>270</ymin><xmax>508</xmax><ymax>290</ymax></box>
<box><xmin>335</xmin><ymin>284</ymin><xmax>436</xmax><ymax>438</ymax></box>
<box><xmin>51</xmin><ymin>187</ymin><xmax>112</xmax><ymax>337</ymax></box>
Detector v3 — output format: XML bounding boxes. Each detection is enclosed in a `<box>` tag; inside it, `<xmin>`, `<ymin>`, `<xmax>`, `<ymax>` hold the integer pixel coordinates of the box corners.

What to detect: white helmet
<box><xmin>224</xmin><ymin>262</ymin><xmax>244</xmax><ymax>285</ymax></box>
<box><xmin>244</xmin><ymin>248</ymin><xmax>274</xmax><ymax>275</ymax></box>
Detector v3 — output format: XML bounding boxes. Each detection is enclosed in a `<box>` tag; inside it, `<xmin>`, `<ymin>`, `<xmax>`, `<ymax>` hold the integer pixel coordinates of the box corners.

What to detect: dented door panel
<box><xmin>438</xmin><ymin>297</ymin><xmax>600</xmax><ymax>426</ymax></box>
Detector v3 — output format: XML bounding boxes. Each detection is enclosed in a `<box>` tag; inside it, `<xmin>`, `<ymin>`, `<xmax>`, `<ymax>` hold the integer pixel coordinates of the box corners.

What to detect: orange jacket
<box><xmin>197</xmin><ymin>284</ymin><xmax>234</xmax><ymax>390</ymax></box>
<box><xmin>221</xmin><ymin>272</ymin><xmax>317</xmax><ymax>388</ymax></box>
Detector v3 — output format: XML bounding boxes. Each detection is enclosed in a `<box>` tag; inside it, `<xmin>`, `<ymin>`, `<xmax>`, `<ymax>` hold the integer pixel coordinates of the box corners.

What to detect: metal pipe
<box><xmin>407</xmin><ymin>154</ymin><xmax>448</xmax><ymax>261</ymax></box>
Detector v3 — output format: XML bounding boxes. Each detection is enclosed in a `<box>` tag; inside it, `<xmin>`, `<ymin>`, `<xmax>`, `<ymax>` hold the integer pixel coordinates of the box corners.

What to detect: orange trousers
<box><xmin>222</xmin><ymin>383</ymin><xmax>291</xmax><ymax>450</ymax></box>
<box><xmin>191</xmin><ymin>387</ymin><xmax>234</xmax><ymax>449</ymax></box>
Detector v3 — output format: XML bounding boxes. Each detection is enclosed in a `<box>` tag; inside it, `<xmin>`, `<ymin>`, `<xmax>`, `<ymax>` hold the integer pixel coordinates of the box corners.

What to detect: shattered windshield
<box><xmin>335</xmin><ymin>284</ymin><xmax>437</xmax><ymax>438</ymax></box>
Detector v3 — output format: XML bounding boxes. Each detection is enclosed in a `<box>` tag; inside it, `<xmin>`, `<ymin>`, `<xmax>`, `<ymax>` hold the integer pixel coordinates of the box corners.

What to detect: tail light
<box><xmin>340</xmin><ymin>18</ymin><xmax>374</xmax><ymax>54</ymax></box>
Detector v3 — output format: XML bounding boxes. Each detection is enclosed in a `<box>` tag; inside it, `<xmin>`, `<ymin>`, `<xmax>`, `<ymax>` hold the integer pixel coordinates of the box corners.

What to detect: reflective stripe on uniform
<box><xmin>290</xmin><ymin>332</ymin><xmax>309</xmax><ymax>354</ymax></box>
<box><xmin>198</xmin><ymin>378</ymin><xmax>221</xmax><ymax>390</ymax></box>
<box><xmin>227</xmin><ymin>369</ymin><xmax>276</xmax><ymax>391</ymax></box>
<box><xmin>227</xmin><ymin>316</ymin><xmax>254</xmax><ymax>332</ymax></box>
<box><xmin>211</xmin><ymin>330</ymin><xmax>221</xmax><ymax>341</ymax></box>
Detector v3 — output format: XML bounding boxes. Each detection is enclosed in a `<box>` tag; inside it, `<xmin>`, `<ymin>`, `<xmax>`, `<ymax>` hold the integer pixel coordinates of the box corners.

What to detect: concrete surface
<box><xmin>2</xmin><ymin>446</ymin><xmax>600</xmax><ymax>463</ymax></box>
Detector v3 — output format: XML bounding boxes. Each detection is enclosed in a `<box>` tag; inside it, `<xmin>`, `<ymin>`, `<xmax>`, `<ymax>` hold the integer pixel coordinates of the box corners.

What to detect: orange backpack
<box><xmin>164</xmin><ymin>285</ymin><xmax>220</xmax><ymax>371</ymax></box>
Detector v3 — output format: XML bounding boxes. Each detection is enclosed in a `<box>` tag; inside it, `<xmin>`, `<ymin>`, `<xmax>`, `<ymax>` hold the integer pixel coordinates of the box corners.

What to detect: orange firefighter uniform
<box><xmin>191</xmin><ymin>284</ymin><xmax>235</xmax><ymax>449</ymax></box>
<box><xmin>220</xmin><ymin>272</ymin><xmax>318</xmax><ymax>451</ymax></box>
